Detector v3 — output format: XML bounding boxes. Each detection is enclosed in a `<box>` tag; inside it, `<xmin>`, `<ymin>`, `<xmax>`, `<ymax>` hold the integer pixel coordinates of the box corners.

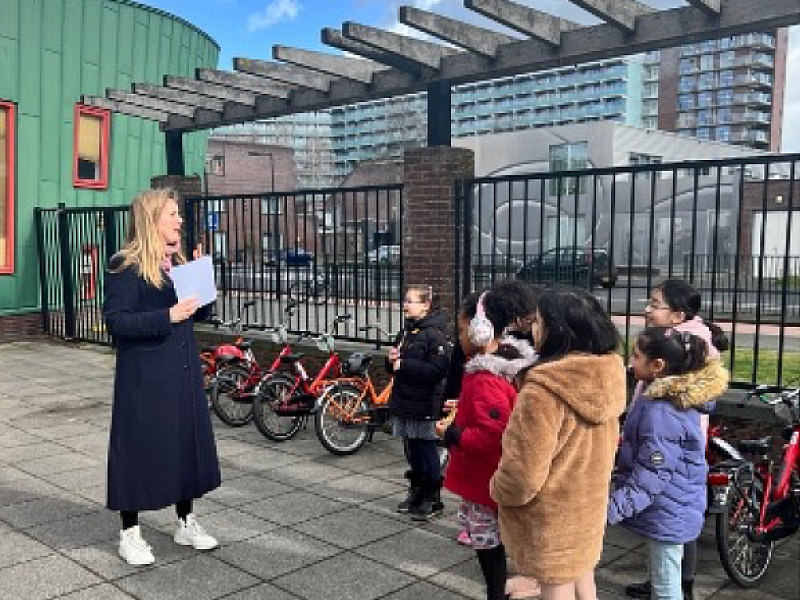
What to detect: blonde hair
<box><xmin>112</xmin><ymin>188</ymin><xmax>186</xmax><ymax>288</ymax></box>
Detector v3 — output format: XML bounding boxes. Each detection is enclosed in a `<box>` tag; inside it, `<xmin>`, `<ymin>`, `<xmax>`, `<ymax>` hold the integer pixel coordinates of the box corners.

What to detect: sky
<box><xmin>143</xmin><ymin>0</ymin><xmax>798</xmax><ymax>152</ymax></box>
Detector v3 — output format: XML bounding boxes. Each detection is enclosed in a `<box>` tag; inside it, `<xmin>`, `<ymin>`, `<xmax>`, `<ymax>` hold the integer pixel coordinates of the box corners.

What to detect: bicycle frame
<box><xmin>754</xmin><ymin>424</ymin><xmax>800</xmax><ymax>537</ymax></box>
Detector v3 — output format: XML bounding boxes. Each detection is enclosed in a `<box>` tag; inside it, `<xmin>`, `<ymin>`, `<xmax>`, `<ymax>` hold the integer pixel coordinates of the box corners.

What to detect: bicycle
<box><xmin>209</xmin><ymin>301</ymin><xmax>298</xmax><ymax>427</ymax></box>
<box><xmin>199</xmin><ymin>300</ymin><xmax>258</xmax><ymax>398</ymax></box>
<box><xmin>708</xmin><ymin>384</ymin><xmax>800</xmax><ymax>587</ymax></box>
<box><xmin>287</xmin><ymin>266</ymin><xmax>327</xmax><ymax>306</ymax></box>
<box><xmin>251</xmin><ymin>313</ymin><xmax>352</xmax><ymax>441</ymax></box>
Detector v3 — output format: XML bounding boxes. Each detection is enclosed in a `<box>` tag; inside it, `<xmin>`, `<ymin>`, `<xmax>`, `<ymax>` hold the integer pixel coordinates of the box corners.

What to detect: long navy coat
<box><xmin>103</xmin><ymin>259</ymin><xmax>221</xmax><ymax>511</ymax></box>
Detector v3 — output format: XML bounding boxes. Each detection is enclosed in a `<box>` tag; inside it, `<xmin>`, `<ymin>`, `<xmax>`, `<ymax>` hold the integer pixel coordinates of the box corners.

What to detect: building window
<box><xmin>207</xmin><ymin>155</ymin><xmax>225</xmax><ymax>176</ymax></box>
<box><xmin>73</xmin><ymin>104</ymin><xmax>110</xmax><ymax>189</ymax></box>
<box><xmin>549</xmin><ymin>142</ymin><xmax>588</xmax><ymax>196</ymax></box>
<box><xmin>0</xmin><ymin>100</ymin><xmax>15</xmax><ymax>274</ymax></box>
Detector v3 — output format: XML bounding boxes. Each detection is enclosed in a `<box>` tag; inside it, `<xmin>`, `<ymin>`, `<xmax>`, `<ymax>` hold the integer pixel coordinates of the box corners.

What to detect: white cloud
<box><xmin>247</xmin><ymin>0</ymin><xmax>301</xmax><ymax>33</ymax></box>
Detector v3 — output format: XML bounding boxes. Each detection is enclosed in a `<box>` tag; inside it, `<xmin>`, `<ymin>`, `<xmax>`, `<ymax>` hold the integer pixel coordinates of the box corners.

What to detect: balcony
<box><xmin>735</xmin><ymin>72</ymin><xmax>773</xmax><ymax>88</ymax></box>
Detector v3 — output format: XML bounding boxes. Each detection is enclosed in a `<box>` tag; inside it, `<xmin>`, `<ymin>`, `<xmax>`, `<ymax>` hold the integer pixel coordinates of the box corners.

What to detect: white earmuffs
<box><xmin>468</xmin><ymin>292</ymin><xmax>494</xmax><ymax>347</ymax></box>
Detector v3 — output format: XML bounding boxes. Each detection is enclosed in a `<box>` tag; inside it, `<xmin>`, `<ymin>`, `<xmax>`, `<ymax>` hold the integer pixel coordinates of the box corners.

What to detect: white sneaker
<box><xmin>174</xmin><ymin>514</ymin><xmax>218</xmax><ymax>550</ymax></box>
<box><xmin>119</xmin><ymin>525</ymin><xmax>155</xmax><ymax>566</ymax></box>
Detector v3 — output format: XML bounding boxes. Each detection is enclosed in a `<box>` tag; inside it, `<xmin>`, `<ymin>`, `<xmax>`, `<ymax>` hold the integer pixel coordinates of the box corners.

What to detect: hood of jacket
<box><xmin>464</xmin><ymin>336</ymin><xmax>538</xmax><ymax>383</ymax></box>
<box><xmin>521</xmin><ymin>352</ymin><xmax>626</xmax><ymax>425</ymax></box>
<box><xmin>644</xmin><ymin>359</ymin><xmax>729</xmax><ymax>410</ymax></box>
<box><xmin>404</xmin><ymin>311</ymin><xmax>448</xmax><ymax>334</ymax></box>
<box><xmin>677</xmin><ymin>317</ymin><xmax>720</xmax><ymax>360</ymax></box>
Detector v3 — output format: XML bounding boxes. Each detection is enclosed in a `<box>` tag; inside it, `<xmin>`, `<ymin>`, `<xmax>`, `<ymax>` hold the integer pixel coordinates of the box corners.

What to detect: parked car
<box><xmin>276</xmin><ymin>248</ymin><xmax>314</xmax><ymax>267</ymax></box>
<box><xmin>367</xmin><ymin>245</ymin><xmax>401</xmax><ymax>265</ymax></box>
<box><xmin>515</xmin><ymin>247</ymin><xmax>618</xmax><ymax>288</ymax></box>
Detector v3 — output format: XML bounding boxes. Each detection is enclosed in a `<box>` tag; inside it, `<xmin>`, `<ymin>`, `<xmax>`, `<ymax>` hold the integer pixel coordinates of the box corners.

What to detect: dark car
<box><xmin>276</xmin><ymin>248</ymin><xmax>314</xmax><ymax>267</ymax></box>
<box><xmin>515</xmin><ymin>247</ymin><xmax>618</xmax><ymax>288</ymax></box>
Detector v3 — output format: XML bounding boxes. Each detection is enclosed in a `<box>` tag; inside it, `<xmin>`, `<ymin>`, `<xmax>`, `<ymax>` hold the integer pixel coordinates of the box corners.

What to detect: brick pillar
<box><xmin>402</xmin><ymin>147</ymin><xmax>474</xmax><ymax>323</ymax></box>
<box><xmin>150</xmin><ymin>174</ymin><xmax>202</xmax><ymax>197</ymax></box>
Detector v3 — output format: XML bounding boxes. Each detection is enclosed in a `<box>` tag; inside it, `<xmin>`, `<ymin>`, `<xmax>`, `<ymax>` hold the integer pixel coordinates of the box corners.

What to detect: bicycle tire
<box><xmin>210</xmin><ymin>364</ymin><xmax>254</xmax><ymax>427</ymax></box>
<box><xmin>253</xmin><ymin>373</ymin><xmax>305</xmax><ymax>441</ymax></box>
<box><xmin>715</xmin><ymin>470</ymin><xmax>774</xmax><ymax>587</ymax></box>
<box><xmin>315</xmin><ymin>383</ymin><xmax>370</xmax><ymax>455</ymax></box>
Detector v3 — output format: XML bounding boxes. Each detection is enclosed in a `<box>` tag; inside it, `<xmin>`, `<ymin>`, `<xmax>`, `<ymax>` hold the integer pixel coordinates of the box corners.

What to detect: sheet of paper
<box><xmin>169</xmin><ymin>256</ymin><xmax>217</xmax><ymax>306</ymax></box>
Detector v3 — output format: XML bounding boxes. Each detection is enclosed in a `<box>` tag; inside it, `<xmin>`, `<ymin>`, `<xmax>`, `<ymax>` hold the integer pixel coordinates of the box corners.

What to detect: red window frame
<box><xmin>0</xmin><ymin>99</ymin><xmax>15</xmax><ymax>275</ymax></box>
<box><xmin>73</xmin><ymin>104</ymin><xmax>110</xmax><ymax>189</ymax></box>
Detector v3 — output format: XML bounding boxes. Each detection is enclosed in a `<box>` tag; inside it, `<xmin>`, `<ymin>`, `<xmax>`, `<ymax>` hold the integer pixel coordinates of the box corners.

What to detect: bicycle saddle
<box><xmin>737</xmin><ymin>437</ymin><xmax>773</xmax><ymax>454</ymax></box>
<box><xmin>236</xmin><ymin>340</ymin><xmax>254</xmax><ymax>349</ymax></box>
<box><xmin>279</xmin><ymin>353</ymin><xmax>305</xmax><ymax>363</ymax></box>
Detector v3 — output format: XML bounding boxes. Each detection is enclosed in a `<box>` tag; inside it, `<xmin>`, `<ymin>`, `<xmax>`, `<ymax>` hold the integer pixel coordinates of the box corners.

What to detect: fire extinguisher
<box><xmin>80</xmin><ymin>244</ymin><xmax>99</xmax><ymax>300</ymax></box>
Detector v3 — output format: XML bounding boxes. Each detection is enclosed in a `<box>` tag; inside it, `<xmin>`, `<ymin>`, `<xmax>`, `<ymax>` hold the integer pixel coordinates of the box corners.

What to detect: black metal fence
<box><xmin>34</xmin><ymin>184</ymin><xmax>405</xmax><ymax>345</ymax></box>
<box><xmin>456</xmin><ymin>153</ymin><xmax>800</xmax><ymax>388</ymax></box>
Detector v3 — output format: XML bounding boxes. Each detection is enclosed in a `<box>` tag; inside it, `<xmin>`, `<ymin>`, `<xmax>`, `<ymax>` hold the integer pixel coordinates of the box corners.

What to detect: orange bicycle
<box><xmin>314</xmin><ymin>324</ymin><xmax>395</xmax><ymax>455</ymax></box>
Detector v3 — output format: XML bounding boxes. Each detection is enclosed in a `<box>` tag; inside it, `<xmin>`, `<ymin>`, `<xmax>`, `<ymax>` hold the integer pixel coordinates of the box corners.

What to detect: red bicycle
<box><xmin>200</xmin><ymin>300</ymin><xmax>259</xmax><ymax>399</ymax></box>
<box><xmin>708</xmin><ymin>385</ymin><xmax>800</xmax><ymax>587</ymax></box>
<box><xmin>208</xmin><ymin>301</ymin><xmax>298</xmax><ymax>427</ymax></box>
<box><xmin>251</xmin><ymin>313</ymin><xmax>351</xmax><ymax>441</ymax></box>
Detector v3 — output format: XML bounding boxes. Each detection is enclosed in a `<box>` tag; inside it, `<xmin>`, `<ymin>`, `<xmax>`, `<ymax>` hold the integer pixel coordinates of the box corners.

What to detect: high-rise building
<box><xmin>643</xmin><ymin>29</ymin><xmax>788</xmax><ymax>151</ymax></box>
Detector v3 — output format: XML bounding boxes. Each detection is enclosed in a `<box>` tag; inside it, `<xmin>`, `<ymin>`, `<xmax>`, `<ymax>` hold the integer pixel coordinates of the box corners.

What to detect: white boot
<box><xmin>174</xmin><ymin>514</ymin><xmax>218</xmax><ymax>550</ymax></box>
<box><xmin>119</xmin><ymin>525</ymin><xmax>155</xmax><ymax>566</ymax></box>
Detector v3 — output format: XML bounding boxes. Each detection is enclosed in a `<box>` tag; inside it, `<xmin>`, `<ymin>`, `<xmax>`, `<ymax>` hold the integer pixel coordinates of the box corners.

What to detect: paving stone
<box><xmin>238</xmin><ymin>491</ymin><xmax>347</xmax><ymax>526</ymax></box>
<box><xmin>382</xmin><ymin>581</ymin><xmax>477</xmax><ymax>600</ymax></box>
<box><xmin>260</xmin><ymin>459</ymin><xmax>353</xmax><ymax>487</ymax></box>
<box><xmin>58</xmin><ymin>583</ymin><xmax>137</xmax><ymax>600</ymax></box>
<box><xmin>222</xmin><ymin>448</ymin><xmax>306</xmax><ymax>474</ymax></box>
<box><xmin>41</xmin><ymin>465</ymin><xmax>106</xmax><ymax>498</ymax></box>
<box><xmin>307</xmin><ymin>473</ymin><xmax>404</xmax><ymax>504</ymax></box>
<box><xmin>115</xmin><ymin>554</ymin><xmax>258</xmax><ymax>599</ymax></box>
<box><xmin>354</xmin><ymin>527</ymin><xmax>473</xmax><ymax>577</ymax></box>
<box><xmin>149</xmin><ymin>506</ymin><xmax>279</xmax><ymax>543</ymax></box>
<box><xmin>213</xmin><ymin>438</ymin><xmax>264</xmax><ymax>459</ymax></box>
<box><xmin>0</xmin><ymin>554</ymin><xmax>101</xmax><ymax>600</ymax></box>
<box><xmin>314</xmin><ymin>448</ymin><xmax>407</xmax><ymax>473</ymax></box>
<box><xmin>293</xmin><ymin>506</ymin><xmax>411</xmax><ymax>549</ymax></box>
<box><xmin>204</xmin><ymin>475</ymin><xmax>294</xmax><ymax>507</ymax></box>
<box><xmin>138</xmin><ymin>497</ymin><xmax>226</xmax><ymax>530</ymax></box>
<box><xmin>215</xmin><ymin>527</ymin><xmax>341</xmax><ymax>580</ymax></box>
<box><xmin>25</xmin><ymin>508</ymin><xmax>120</xmax><ymax>550</ymax></box>
<box><xmin>0</xmin><ymin>428</ymin><xmax>42</xmax><ymax>448</ymax></box>
<box><xmin>0</xmin><ymin>441</ymin><xmax>66</xmax><ymax>464</ymax></box>
<box><xmin>13</xmin><ymin>453</ymin><xmax>100</xmax><ymax>477</ymax></box>
<box><xmin>272</xmin><ymin>552</ymin><xmax>415</xmax><ymax>600</ymax></box>
<box><xmin>29</xmin><ymin>420</ymin><xmax>103</xmax><ymax>441</ymax></box>
<box><xmin>218</xmin><ymin>583</ymin><xmax>300</xmax><ymax>600</ymax></box>
<box><xmin>427</xmin><ymin>557</ymin><xmax>486</xmax><ymax>600</ymax></box>
<box><xmin>0</xmin><ymin>493</ymin><xmax>97</xmax><ymax>529</ymax></box>
<box><xmin>0</xmin><ymin>528</ymin><xmax>54</xmax><ymax>568</ymax></box>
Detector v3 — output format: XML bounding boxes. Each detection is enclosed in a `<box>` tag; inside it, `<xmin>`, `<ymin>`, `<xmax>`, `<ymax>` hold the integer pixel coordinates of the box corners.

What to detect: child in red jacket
<box><xmin>437</xmin><ymin>288</ymin><xmax>538</xmax><ymax>600</ymax></box>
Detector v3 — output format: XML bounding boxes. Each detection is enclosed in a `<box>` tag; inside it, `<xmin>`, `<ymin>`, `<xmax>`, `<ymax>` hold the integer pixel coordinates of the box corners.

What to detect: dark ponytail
<box><xmin>637</xmin><ymin>327</ymin><xmax>708</xmax><ymax>376</ymax></box>
<box><xmin>656</xmin><ymin>279</ymin><xmax>729</xmax><ymax>352</ymax></box>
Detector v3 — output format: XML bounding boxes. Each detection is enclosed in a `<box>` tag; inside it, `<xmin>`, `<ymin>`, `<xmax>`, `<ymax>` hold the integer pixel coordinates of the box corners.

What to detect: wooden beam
<box><xmin>465</xmin><ymin>0</ymin><xmax>578</xmax><ymax>46</ymax></box>
<box><xmin>133</xmin><ymin>83</ymin><xmax>226</xmax><ymax>112</ymax></box>
<box><xmin>272</xmin><ymin>46</ymin><xmax>383</xmax><ymax>84</ymax></box>
<box><xmin>81</xmin><ymin>96</ymin><xmax>169</xmax><ymax>123</ymax></box>
<box><xmin>106</xmin><ymin>89</ymin><xmax>196</xmax><ymax>118</ymax></box>
<box><xmin>568</xmin><ymin>0</ymin><xmax>654</xmax><ymax>32</ymax></box>
<box><xmin>234</xmin><ymin>58</ymin><xmax>334</xmax><ymax>92</ymax></box>
<box><xmin>164</xmin><ymin>75</ymin><xmax>257</xmax><ymax>106</ymax></box>
<box><xmin>342</xmin><ymin>21</ymin><xmax>459</xmax><ymax>70</ymax></box>
<box><xmin>399</xmin><ymin>5</ymin><xmax>518</xmax><ymax>57</ymax></box>
<box><xmin>196</xmin><ymin>68</ymin><xmax>292</xmax><ymax>99</ymax></box>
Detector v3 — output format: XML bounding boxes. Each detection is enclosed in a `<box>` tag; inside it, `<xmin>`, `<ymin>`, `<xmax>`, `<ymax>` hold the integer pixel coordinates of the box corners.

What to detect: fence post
<box><xmin>402</xmin><ymin>147</ymin><xmax>475</xmax><ymax>323</ymax></box>
<box><xmin>57</xmin><ymin>202</ymin><xmax>77</xmax><ymax>340</ymax></box>
<box><xmin>34</xmin><ymin>208</ymin><xmax>50</xmax><ymax>334</ymax></box>
<box><xmin>184</xmin><ymin>198</ymin><xmax>196</xmax><ymax>257</ymax></box>
<box><xmin>103</xmin><ymin>208</ymin><xmax>118</xmax><ymax>262</ymax></box>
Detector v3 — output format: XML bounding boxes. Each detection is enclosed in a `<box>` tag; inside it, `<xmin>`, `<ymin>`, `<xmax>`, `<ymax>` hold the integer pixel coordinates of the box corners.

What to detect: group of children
<box><xmin>386</xmin><ymin>279</ymin><xmax>729</xmax><ymax>600</ymax></box>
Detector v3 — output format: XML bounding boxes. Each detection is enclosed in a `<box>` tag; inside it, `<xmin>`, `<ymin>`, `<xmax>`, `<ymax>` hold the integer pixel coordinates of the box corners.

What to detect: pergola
<box><xmin>82</xmin><ymin>0</ymin><xmax>800</xmax><ymax>176</ymax></box>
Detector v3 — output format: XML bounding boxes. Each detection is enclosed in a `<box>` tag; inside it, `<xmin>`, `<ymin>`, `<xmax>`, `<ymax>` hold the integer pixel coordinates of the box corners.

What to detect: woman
<box><xmin>103</xmin><ymin>188</ymin><xmax>221</xmax><ymax>566</ymax></box>
<box><xmin>490</xmin><ymin>287</ymin><xmax>626</xmax><ymax>600</ymax></box>
<box><xmin>387</xmin><ymin>284</ymin><xmax>450</xmax><ymax>521</ymax></box>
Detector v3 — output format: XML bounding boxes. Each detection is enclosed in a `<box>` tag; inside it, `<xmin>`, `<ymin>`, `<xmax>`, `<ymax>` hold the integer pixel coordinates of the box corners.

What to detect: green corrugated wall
<box><xmin>0</xmin><ymin>0</ymin><xmax>219</xmax><ymax>315</ymax></box>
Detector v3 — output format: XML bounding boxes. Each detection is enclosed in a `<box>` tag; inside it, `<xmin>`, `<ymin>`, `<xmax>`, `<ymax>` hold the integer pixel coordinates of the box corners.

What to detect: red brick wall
<box><xmin>402</xmin><ymin>147</ymin><xmax>474</xmax><ymax>323</ymax></box>
<box><xmin>0</xmin><ymin>313</ymin><xmax>44</xmax><ymax>342</ymax></box>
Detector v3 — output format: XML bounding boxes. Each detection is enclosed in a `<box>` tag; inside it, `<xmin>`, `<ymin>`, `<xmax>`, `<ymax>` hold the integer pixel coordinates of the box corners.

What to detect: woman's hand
<box><xmin>442</xmin><ymin>399</ymin><xmax>458</xmax><ymax>413</ymax></box>
<box><xmin>170</xmin><ymin>298</ymin><xmax>199</xmax><ymax>323</ymax></box>
<box><xmin>192</xmin><ymin>243</ymin><xmax>204</xmax><ymax>261</ymax></box>
<box><xmin>435</xmin><ymin>419</ymin><xmax>448</xmax><ymax>438</ymax></box>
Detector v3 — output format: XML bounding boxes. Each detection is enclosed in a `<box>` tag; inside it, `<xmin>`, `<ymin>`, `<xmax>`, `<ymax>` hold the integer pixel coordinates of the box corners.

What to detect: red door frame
<box><xmin>73</xmin><ymin>104</ymin><xmax>110</xmax><ymax>189</ymax></box>
<box><xmin>0</xmin><ymin>99</ymin><xmax>14</xmax><ymax>275</ymax></box>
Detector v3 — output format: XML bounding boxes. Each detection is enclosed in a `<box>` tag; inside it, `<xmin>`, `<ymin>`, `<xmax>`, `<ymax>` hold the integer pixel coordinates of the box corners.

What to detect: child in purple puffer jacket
<box><xmin>609</xmin><ymin>327</ymin><xmax>728</xmax><ymax>600</ymax></box>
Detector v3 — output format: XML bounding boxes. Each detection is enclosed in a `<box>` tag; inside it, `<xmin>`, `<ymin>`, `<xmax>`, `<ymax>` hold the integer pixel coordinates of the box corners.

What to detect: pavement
<box><xmin>0</xmin><ymin>340</ymin><xmax>797</xmax><ymax>600</ymax></box>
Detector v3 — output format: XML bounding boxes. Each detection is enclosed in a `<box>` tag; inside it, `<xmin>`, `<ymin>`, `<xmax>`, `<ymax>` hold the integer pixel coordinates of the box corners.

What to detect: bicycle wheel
<box><xmin>210</xmin><ymin>364</ymin><xmax>254</xmax><ymax>427</ymax></box>
<box><xmin>315</xmin><ymin>383</ymin><xmax>370</xmax><ymax>455</ymax></box>
<box><xmin>253</xmin><ymin>373</ymin><xmax>304</xmax><ymax>441</ymax></box>
<box><xmin>716</xmin><ymin>470</ymin><xmax>774</xmax><ymax>587</ymax></box>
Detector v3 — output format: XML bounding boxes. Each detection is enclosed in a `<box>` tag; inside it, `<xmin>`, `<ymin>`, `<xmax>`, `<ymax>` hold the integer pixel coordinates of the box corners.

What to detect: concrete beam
<box><xmin>234</xmin><ymin>58</ymin><xmax>333</xmax><ymax>92</ymax></box>
<box><xmin>342</xmin><ymin>21</ymin><xmax>459</xmax><ymax>70</ymax></box>
<box><xmin>81</xmin><ymin>96</ymin><xmax>169</xmax><ymax>123</ymax></box>
<box><xmin>105</xmin><ymin>89</ymin><xmax>196</xmax><ymax>118</ymax></box>
<box><xmin>196</xmin><ymin>68</ymin><xmax>292</xmax><ymax>99</ymax></box>
<box><xmin>133</xmin><ymin>83</ymin><xmax>226</xmax><ymax>112</ymax></box>
<box><xmin>399</xmin><ymin>5</ymin><xmax>518</xmax><ymax>57</ymax></box>
<box><xmin>164</xmin><ymin>76</ymin><xmax>257</xmax><ymax>106</ymax></box>
<box><xmin>272</xmin><ymin>46</ymin><xmax>383</xmax><ymax>84</ymax></box>
<box><xmin>568</xmin><ymin>0</ymin><xmax>654</xmax><ymax>32</ymax></box>
<box><xmin>685</xmin><ymin>0</ymin><xmax>722</xmax><ymax>15</ymax></box>
<box><xmin>322</xmin><ymin>28</ymin><xmax>426</xmax><ymax>75</ymax></box>
<box><xmin>464</xmin><ymin>0</ymin><xmax>578</xmax><ymax>46</ymax></box>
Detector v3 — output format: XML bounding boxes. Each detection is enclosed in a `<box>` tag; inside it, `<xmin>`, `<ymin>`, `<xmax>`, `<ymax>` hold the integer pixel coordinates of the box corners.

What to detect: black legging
<box><xmin>404</xmin><ymin>437</ymin><xmax>441</xmax><ymax>482</ymax></box>
<box><xmin>682</xmin><ymin>539</ymin><xmax>697</xmax><ymax>583</ymax></box>
<box><xmin>121</xmin><ymin>499</ymin><xmax>193</xmax><ymax>530</ymax></box>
